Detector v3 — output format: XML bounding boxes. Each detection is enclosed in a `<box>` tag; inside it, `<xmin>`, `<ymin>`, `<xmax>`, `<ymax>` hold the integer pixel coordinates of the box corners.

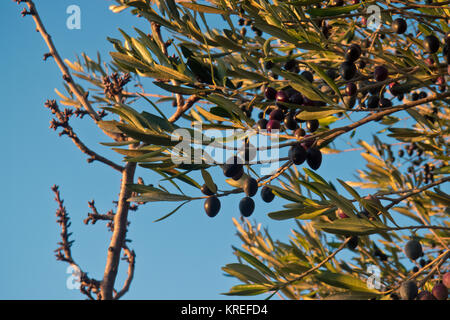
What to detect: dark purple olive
<box><xmin>345</xmin><ymin>44</ymin><xmax>362</xmax><ymax>62</ymax></box>
<box><xmin>265</xmin><ymin>61</ymin><xmax>274</xmax><ymax>70</ymax></box>
<box><xmin>239</xmin><ymin>197</ymin><xmax>255</xmax><ymax>217</ymax></box>
<box><xmin>340</xmin><ymin>61</ymin><xmax>357</xmax><ymax>80</ymax></box>
<box><xmin>404</xmin><ymin>240</ymin><xmax>422</xmax><ymax>260</ymax></box>
<box><xmin>374</xmin><ymin>65</ymin><xmax>388</xmax><ymax>82</ymax></box>
<box><xmin>443</xmin><ymin>272</ymin><xmax>450</xmax><ymax>289</ymax></box>
<box><xmin>326</xmin><ymin>69</ymin><xmax>337</xmax><ymax>80</ymax></box>
<box><xmin>284</xmin><ymin>59</ymin><xmax>297</xmax><ymax>71</ymax></box>
<box><xmin>379</xmin><ymin>98</ymin><xmax>392</xmax><ymax>108</ymax></box>
<box><xmin>392</xmin><ymin>18</ymin><xmax>407</xmax><ymax>34</ymax></box>
<box><xmin>284</xmin><ymin>87</ymin><xmax>298</xmax><ymax>98</ymax></box>
<box><xmin>204</xmin><ymin>196</ymin><xmax>221</xmax><ymax>217</ymax></box>
<box><xmin>346</xmin><ymin>83</ymin><xmax>357</xmax><ymax>96</ymax></box>
<box><xmin>261</xmin><ymin>186</ymin><xmax>275</xmax><ymax>203</ymax></box>
<box><xmin>257</xmin><ymin>119</ymin><xmax>268</xmax><ymax>130</ymax></box>
<box><xmin>306</xmin><ymin>119</ymin><xmax>319</xmax><ymax>132</ymax></box>
<box><xmin>240</xmin><ymin>142</ymin><xmax>256</xmax><ymax>162</ymax></box>
<box><xmin>301</xmin><ymin>71</ymin><xmax>314</xmax><ymax>83</ymax></box>
<box><xmin>331</xmin><ymin>0</ymin><xmax>344</xmax><ymax>6</ymax></box>
<box><xmin>366</xmin><ymin>95</ymin><xmax>380</xmax><ymax>108</ymax></box>
<box><xmin>264</xmin><ymin>87</ymin><xmax>277</xmax><ymax>100</ymax></box>
<box><xmin>231</xmin><ymin>166</ymin><xmax>244</xmax><ymax>181</ymax></box>
<box><xmin>336</xmin><ymin>208</ymin><xmax>349</xmax><ymax>219</ymax></box>
<box><xmin>436</xmin><ymin>76</ymin><xmax>445</xmax><ymax>86</ymax></box>
<box><xmin>344</xmin><ymin>96</ymin><xmax>356</xmax><ymax>109</ymax></box>
<box><xmin>443</xmin><ymin>44</ymin><xmax>449</xmax><ymax>64</ymax></box>
<box><xmin>289</xmin><ymin>92</ymin><xmax>304</xmax><ymax>105</ymax></box>
<box><xmin>223</xmin><ymin>156</ymin><xmax>243</xmax><ymax>178</ymax></box>
<box><xmin>285</xmin><ymin>114</ymin><xmax>298</xmax><ymax>130</ymax></box>
<box><xmin>201</xmin><ymin>184</ymin><xmax>216</xmax><ymax>196</ymax></box>
<box><xmin>423</xmin><ymin>35</ymin><xmax>440</xmax><ymax>54</ymax></box>
<box><xmin>432</xmin><ymin>283</ymin><xmax>448</xmax><ymax>300</ymax></box>
<box><xmin>347</xmin><ymin>236</ymin><xmax>358</xmax><ymax>250</ymax></box>
<box><xmin>306</xmin><ymin>147</ymin><xmax>322</xmax><ymax>170</ymax></box>
<box><xmin>303</xmin><ymin>97</ymin><xmax>315</xmax><ymax>106</ymax></box>
<box><xmin>400</xmin><ymin>281</ymin><xmax>418</xmax><ymax>300</ymax></box>
<box><xmin>289</xmin><ymin>144</ymin><xmax>307</xmax><ymax>165</ymax></box>
<box><xmin>295</xmin><ymin>127</ymin><xmax>306</xmax><ymax>138</ymax></box>
<box><xmin>389</xmin><ymin>82</ymin><xmax>402</xmax><ymax>96</ymax></box>
<box><xmin>276</xmin><ymin>90</ymin><xmax>289</xmax><ymax>107</ymax></box>
<box><xmin>266</xmin><ymin>119</ymin><xmax>280</xmax><ymax>132</ymax></box>
<box><xmin>243</xmin><ymin>177</ymin><xmax>258</xmax><ymax>197</ymax></box>
<box><xmin>269</xmin><ymin>108</ymin><xmax>284</xmax><ymax>121</ymax></box>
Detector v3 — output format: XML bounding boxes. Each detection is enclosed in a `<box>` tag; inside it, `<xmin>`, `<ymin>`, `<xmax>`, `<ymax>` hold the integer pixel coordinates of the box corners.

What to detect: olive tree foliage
<box><xmin>17</xmin><ymin>0</ymin><xmax>449</xmax><ymax>300</ymax></box>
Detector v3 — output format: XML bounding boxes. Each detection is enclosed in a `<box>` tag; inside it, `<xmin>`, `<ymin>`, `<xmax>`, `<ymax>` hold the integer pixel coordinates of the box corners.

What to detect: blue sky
<box><xmin>0</xmin><ymin>0</ymin><xmax>431</xmax><ymax>300</ymax></box>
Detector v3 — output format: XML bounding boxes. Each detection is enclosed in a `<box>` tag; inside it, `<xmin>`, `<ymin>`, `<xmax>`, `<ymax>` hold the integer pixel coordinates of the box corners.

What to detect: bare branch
<box><xmin>385</xmin><ymin>176</ymin><xmax>450</xmax><ymax>211</ymax></box>
<box><xmin>168</xmin><ymin>95</ymin><xmax>201</xmax><ymax>123</ymax></box>
<box><xmin>100</xmin><ymin>162</ymin><xmax>137</xmax><ymax>300</ymax></box>
<box><xmin>84</xmin><ymin>200</ymin><xmax>115</xmax><ymax>225</ymax></box>
<box><xmin>114</xmin><ymin>245</ymin><xmax>136</xmax><ymax>300</ymax></box>
<box><xmin>51</xmin><ymin>185</ymin><xmax>101</xmax><ymax>300</ymax></box>
<box><xmin>44</xmin><ymin>100</ymin><xmax>124</xmax><ymax>172</ymax></box>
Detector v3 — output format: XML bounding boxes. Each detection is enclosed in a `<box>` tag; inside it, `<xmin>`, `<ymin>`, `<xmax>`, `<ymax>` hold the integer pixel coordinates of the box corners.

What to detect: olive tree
<box><xmin>15</xmin><ymin>0</ymin><xmax>449</xmax><ymax>300</ymax></box>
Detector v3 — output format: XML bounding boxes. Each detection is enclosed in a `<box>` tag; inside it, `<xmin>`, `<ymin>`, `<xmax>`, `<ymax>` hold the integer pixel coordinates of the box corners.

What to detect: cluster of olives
<box><xmin>257</xmin><ymin>81</ymin><xmax>325</xmax><ymax>169</ymax></box>
<box><xmin>259</xmin><ymin>84</ymin><xmax>323</xmax><ymax>134</ymax></box>
<box><xmin>238</xmin><ymin>17</ymin><xmax>262</xmax><ymax>37</ymax></box>
<box><xmin>202</xmin><ymin>153</ymin><xmax>276</xmax><ymax>218</ymax></box>
<box><xmin>403</xmin><ymin>142</ymin><xmax>423</xmax><ymax>158</ymax></box>
<box><xmin>341</xmin><ymin>43</ymin><xmax>400</xmax><ymax>109</ymax></box>
<box><xmin>397</xmin><ymin>240</ymin><xmax>449</xmax><ymax>300</ymax></box>
<box><xmin>399</xmin><ymin>276</ymin><xmax>449</xmax><ymax>301</ymax></box>
<box><xmin>334</xmin><ymin>211</ymin><xmax>448</xmax><ymax>300</ymax></box>
<box><xmin>375</xmin><ymin>142</ymin><xmax>437</xmax><ymax>185</ymax></box>
<box><xmin>399</xmin><ymin>143</ymin><xmax>436</xmax><ymax>184</ymax></box>
<box><xmin>329</xmin><ymin>16</ymin><xmax>448</xmax><ymax>109</ymax></box>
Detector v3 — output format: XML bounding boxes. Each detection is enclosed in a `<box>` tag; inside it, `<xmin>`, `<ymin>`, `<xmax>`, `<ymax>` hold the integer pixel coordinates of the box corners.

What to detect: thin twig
<box><xmin>100</xmin><ymin>162</ymin><xmax>137</xmax><ymax>300</ymax></box>
<box><xmin>114</xmin><ymin>245</ymin><xmax>136</xmax><ymax>300</ymax></box>
<box><xmin>44</xmin><ymin>100</ymin><xmax>124</xmax><ymax>172</ymax></box>
<box><xmin>268</xmin><ymin>237</ymin><xmax>351</xmax><ymax>298</ymax></box>
<box><xmin>385</xmin><ymin>176</ymin><xmax>450</xmax><ymax>211</ymax></box>
<box><xmin>84</xmin><ymin>200</ymin><xmax>115</xmax><ymax>225</ymax></box>
<box><xmin>52</xmin><ymin>185</ymin><xmax>101</xmax><ymax>300</ymax></box>
<box><xmin>168</xmin><ymin>95</ymin><xmax>201</xmax><ymax>123</ymax></box>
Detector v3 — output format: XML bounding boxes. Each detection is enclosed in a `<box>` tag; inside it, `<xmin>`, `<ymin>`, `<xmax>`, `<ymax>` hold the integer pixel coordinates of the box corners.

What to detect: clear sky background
<box><xmin>0</xmin><ymin>0</ymin><xmax>436</xmax><ymax>300</ymax></box>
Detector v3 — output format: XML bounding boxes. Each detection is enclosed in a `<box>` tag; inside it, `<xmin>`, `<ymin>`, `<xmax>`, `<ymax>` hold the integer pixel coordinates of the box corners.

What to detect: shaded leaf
<box><xmin>314</xmin><ymin>218</ymin><xmax>389</xmax><ymax>236</ymax></box>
